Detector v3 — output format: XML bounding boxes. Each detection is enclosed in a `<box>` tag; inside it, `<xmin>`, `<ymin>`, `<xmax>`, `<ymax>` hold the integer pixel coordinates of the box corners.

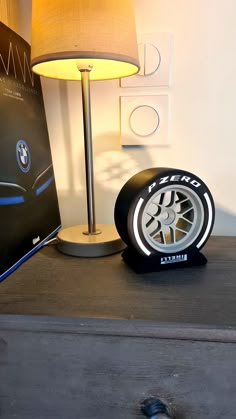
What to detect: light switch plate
<box><xmin>121</xmin><ymin>33</ymin><xmax>172</xmax><ymax>88</ymax></box>
<box><xmin>120</xmin><ymin>95</ymin><xmax>169</xmax><ymax>146</ymax></box>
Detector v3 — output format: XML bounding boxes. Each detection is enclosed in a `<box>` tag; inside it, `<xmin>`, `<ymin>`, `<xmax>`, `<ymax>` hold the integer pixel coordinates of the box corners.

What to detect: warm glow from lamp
<box><xmin>32</xmin><ymin>59</ymin><xmax>139</xmax><ymax>81</ymax></box>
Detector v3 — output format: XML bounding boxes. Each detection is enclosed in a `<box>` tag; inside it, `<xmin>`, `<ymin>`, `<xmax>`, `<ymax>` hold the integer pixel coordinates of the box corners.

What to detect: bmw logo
<box><xmin>16</xmin><ymin>140</ymin><xmax>31</xmax><ymax>173</ymax></box>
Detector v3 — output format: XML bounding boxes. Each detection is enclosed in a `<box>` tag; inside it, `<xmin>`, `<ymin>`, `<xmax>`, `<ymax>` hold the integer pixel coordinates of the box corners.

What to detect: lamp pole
<box><xmin>56</xmin><ymin>66</ymin><xmax>125</xmax><ymax>257</ymax></box>
<box><xmin>79</xmin><ymin>66</ymin><xmax>100</xmax><ymax>235</ymax></box>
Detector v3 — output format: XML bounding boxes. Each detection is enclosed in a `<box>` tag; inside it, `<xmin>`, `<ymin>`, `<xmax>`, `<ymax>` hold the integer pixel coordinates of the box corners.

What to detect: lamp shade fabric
<box><xmin>31</xmin><ymin>0</ymin><xmax>140</xmax><ymax>80</ymax></box>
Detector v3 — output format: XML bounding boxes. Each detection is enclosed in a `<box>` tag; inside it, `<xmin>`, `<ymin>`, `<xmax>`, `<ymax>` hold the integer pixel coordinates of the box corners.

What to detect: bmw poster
<box><xmin>0</xmin><ymin>22</ymin><xmax>61</xmax><ymax>281</ymax></box>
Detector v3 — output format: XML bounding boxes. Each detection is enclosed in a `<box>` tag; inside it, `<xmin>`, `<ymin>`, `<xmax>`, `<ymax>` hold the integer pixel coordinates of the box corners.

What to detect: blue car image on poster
<box><xmin>0</xmin><ymin>22</ymin><xmax>61</xmax><ymax>281</ymax></box>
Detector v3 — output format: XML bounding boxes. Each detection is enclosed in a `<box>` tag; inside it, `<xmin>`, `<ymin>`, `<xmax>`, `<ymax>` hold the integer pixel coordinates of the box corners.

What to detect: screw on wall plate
<box><xmin>141</xmin><ymin>397</ymin><xmax>173</xmax><ymax>418</ymax></box>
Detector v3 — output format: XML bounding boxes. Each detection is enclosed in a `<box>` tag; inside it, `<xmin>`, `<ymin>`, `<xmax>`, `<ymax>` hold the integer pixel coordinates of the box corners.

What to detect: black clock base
<box><xmin>122</xmin><ymin>247</ymin><xmax>207</xmax><ymax>274</ymax></box>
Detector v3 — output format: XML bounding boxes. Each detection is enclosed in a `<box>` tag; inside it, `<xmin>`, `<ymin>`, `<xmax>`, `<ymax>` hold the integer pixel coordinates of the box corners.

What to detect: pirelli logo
<box><xmin>160</xmin><ymin>254</ymin><xmax>188</xmax><ymax>265</ymax></box>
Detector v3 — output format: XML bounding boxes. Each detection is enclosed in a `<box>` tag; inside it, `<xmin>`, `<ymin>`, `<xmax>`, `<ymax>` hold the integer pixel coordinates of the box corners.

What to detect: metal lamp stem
<box><xmin>57</xmin><ymin>66</ymin><xmax>125</xmax><ymax>257</ymax></box>
<box><xmin>80</xmin><ymin>69</ymin><xmax>97</xmax><ymax>235</ymax></box>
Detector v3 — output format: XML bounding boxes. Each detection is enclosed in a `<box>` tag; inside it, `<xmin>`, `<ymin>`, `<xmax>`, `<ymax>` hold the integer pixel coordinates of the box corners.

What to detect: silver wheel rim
<box><xmin>141</xmin><ymin>185</ymin><xmax>204</xmax><ymax>253</ymax></box>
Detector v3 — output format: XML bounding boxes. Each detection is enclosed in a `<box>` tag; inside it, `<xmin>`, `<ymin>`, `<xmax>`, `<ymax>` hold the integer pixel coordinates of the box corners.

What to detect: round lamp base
<box><xmin>57</xmin><ymin>224</ymin><xmax>126</xmax><ymax>257</ymax></box>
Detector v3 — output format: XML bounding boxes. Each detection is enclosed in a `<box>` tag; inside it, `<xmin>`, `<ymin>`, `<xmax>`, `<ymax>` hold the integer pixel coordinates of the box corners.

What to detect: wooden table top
<box><xmin>0</xmin><ymin>236</ymin><xmax>235</xmax><ymax>327</ymax></box>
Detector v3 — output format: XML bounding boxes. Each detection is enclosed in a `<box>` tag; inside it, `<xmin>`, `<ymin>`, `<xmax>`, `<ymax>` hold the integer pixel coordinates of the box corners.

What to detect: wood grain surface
<box><xmin>0</xmin><ymin>316</ymin><xmax>236</xmax><ymax>419</ymax></box>
<box><xmin>1</xmin><ymin>236</ymin><xmax>236</xmax><ymax>419</ymax></box>
<box><xmin>0</xmin><ymin>236</ymin><xmax>235</xmax><ymax>326</ymax></box>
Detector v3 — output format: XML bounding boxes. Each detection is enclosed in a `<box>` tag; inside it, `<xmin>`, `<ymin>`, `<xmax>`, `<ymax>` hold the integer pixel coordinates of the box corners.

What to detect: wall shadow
<box><xmin>56</xmin><ymin>82</ymin><xmax>236</xmax><ymax>234</ymax></box>
<box><xmin>58</xmin><ymin>131</ymin><xmax>153</xmax><ymax>227</ymax></box>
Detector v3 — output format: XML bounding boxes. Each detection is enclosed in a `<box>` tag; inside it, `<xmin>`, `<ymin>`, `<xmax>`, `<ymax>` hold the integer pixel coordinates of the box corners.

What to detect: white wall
<box><xmin>18</xmin><ymin>0</ymin><xmax>236</xmax><ymax>235</ymax></box>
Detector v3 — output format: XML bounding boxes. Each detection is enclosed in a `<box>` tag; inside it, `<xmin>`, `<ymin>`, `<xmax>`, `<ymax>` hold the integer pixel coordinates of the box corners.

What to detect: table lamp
<box><xmin>30</xmin><ymin>0</ymin><xmax>140</xmax><ymax>257</ymax></box>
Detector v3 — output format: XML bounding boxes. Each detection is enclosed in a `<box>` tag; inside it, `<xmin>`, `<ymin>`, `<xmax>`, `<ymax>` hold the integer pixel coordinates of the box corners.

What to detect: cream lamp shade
<box><xmin>31</xmin><ymin>0</ymin><xmax>140</xmax><ymax>80</ymax></box>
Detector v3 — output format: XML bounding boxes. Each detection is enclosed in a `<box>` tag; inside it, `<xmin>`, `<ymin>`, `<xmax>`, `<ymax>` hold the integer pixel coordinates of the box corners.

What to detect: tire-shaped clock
<box><xmin>114</xmin><ymin>168</ymin><xmax>215</xmax><ymax>258</ymax></box>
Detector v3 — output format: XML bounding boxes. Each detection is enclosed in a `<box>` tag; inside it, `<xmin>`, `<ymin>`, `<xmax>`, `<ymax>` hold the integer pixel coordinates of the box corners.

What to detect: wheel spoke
<box><xmin>159</xmin><ymin>193</ymin><xmax>165</xmax><ymax>205</ymax></box>
<box><xmin>145</xmin><ymin>215</ymin><xmax>156</xmax><ymax>228</ymax></box>
<box><xmin>152</xmin><ymin>206</ymin><xmax>162</xmax><ymax>217</ymax></box>
<box><xmin>176</xmin><ymin>226</ymin><xmax>188</xmax><ymax>234</ymax></box>
<box><xmin>159</xmin><ymin>230</ymin><xmax>167</xmax><ymax>244</ymax></box>
<box><xmin>181</xmin><ymin>216</ymin><xmax>193</xmax><ymax>225</ymax></box>
<box><xmin>170</xmin><ymin>227</ymin><xmax>176</xmax><ymax>244</ymax></box>
<box><xmin>179</xmin><ymin>206</ymin><xmax>193</xmax><ymax>216</ymax></box>
<box><xmin>166</xmin><ymin>190</ymin><xmax>176</xmax><ymax>207</ymax></box>
<box><xmin>150</xmin><ymin>201</ymin><xmax>161</xmax><ymax>213</ymax></box>
<box><xmin>149</xmin><ymin>222</ymin><xmax>161</xmax><ymax>237</ymax></box>
<box><xmin>176</xmin><ymin>197</ymin><xmax>189</xmax><ymax>205</ymax></box>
